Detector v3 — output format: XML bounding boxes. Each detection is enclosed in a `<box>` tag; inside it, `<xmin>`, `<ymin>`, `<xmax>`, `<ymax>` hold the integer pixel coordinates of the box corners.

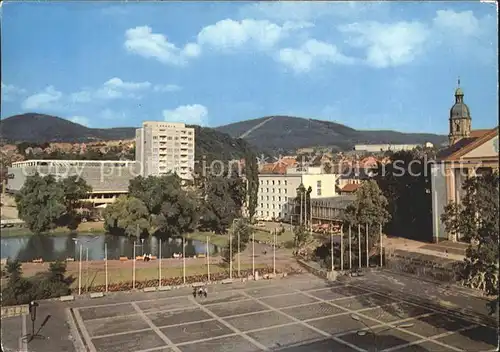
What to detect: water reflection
<box><xmin>1</xmin><ymin>233</ymin><xmax>218</xmax><ymax>262</ymax></box>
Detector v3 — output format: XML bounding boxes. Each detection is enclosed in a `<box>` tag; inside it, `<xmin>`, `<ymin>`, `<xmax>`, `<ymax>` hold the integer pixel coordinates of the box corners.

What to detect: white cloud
<box><xmin>339</xmin><ymin>21</ymin><xmax>430</xmax><ymax>68</ymax></box>
<box><xmin>124</xmin><ymin>26</ymin><xmax>200</xmax><ymax>66</ymax></box>
<box><xmin>69</xmin><ymin>116</ymin><xmax>90</xmax><ymax>127</ymax></box>
<box><xmin>197</xmin><ymin>19</ymin><xmax>311</xmax><ymax>51</ymax></box>
<box><xmin>277</xmin><ymin>39</ymin><xmax>355</xmax><ymax>73</ymax></box>
<box><xmin>433</xmin><ymin>10</ymin><xmax>480</xmax><ymax>37</ymax></box>
<box><xmin>104</xmin><ymin>77</ymin><xmax>151</xmax><ymax>90</ymax></box>
<box><xmin>71</xmin><ymin>77</ymin><xmax>152</xmax><ymax>103</ymax></box>
<box><xmin>1</xmin><ymin>82</ymin><xmax>27</xmax><ymax>102</ymax></box>
<box><xmin>162</xmin><ymin>104</ymin><xmax>208</xmax><ymax>126</ymax></box>
<box><xmin>153</xmin><ymin>84</ymin><xmax>182</xmax><ymax>92</ymax></box>
<box><xmin>21</xmin><ymin>86</ymin><xmax>63</xmax><ymax>110</ymax></box>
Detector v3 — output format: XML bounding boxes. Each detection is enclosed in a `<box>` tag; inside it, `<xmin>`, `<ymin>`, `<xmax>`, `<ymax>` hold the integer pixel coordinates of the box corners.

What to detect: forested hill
<box><xmin>0</xmin><ymin>113</ymin><xmax>257</xmax><ymax>160</ymax></box>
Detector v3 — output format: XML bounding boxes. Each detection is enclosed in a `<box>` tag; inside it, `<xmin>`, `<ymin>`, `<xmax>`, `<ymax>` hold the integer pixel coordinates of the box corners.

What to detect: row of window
<box><xmin>261</xmin><ymin>195</ymin><xmax>288</xmax><ymax>202</ymax></box>
<box><xmin>257</xmin><ymin>210</ymin><xmax>286</xmax><ymax>218</ymax></box>
<box><xmin>260</xmin><ymin>188</ymin><xmax>288</xmax><ymax>194</ymax></box>
<box><xmin>260</xmin><ymin>179</ymin><xmax>287</xmax><ymax>186</ymax></box>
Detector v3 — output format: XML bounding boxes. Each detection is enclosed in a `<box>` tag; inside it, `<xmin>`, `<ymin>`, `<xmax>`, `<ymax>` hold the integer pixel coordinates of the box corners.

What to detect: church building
<box><xmin>431</xmin><ymin>81</ymin><xmax>499</xmax><ymax>242</ymax></box>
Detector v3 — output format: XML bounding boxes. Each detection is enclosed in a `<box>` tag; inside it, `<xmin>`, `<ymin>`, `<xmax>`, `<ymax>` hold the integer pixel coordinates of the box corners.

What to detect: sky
<box><xmin>1</xmin><ymin>1</ymin><xmax>497</xmax><ymax>134</ymax></box>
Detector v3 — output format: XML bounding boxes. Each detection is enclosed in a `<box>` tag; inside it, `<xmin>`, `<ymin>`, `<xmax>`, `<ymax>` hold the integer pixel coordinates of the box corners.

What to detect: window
<box><xmin>272</xmin><ymin>180</ymin><xmax>275</xmax><ymax>185</ymax></box>
<box><xmin>266</xmin><ymin>188</ymin><xmax>269</xmax><ymax>192</ymax></box>
<box><xmin>278</xmin><ymin>180</ymin><xmax>281</xmax><ymax>185</ymax></box>
<box><xmin>284</xmin><ymin>189</ymin><xmax>287</xmax><ymax>194</ymax></box>
<box><xmin>267</xmin><ymin>196</ymin><xmax>269</xmax><ymax>200</ymax></box>
<box><xmin>261</xmin><ymin>203</ymin><xmax>263</xmax><ymax>208</ymax></box>
<box><xmin>284</xmin><ymin>180</ymin><xmax>287</xmax><ymax>186</ymax></box>
<box><xmin>317</xmin><ymin>180</ymin><xmax>322</xmax><ymax>196</ymax></box>
<box><xmin>272</xmin><ymin>196</ymin><xmax>275</xmax><ymax>201</ymax></box>
<box><xmin>278</xmin><ymin>196</ymin><xmax>281</xmax><ymax>202</ymax></box>
<box><xmin>266</xmin><ymin>180</ymin><xmax>269</xmax><ymax>185</ymax></box>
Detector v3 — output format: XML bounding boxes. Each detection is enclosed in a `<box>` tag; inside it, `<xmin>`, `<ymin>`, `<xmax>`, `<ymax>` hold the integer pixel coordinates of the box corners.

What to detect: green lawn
<box><xmin>72</xmin><ymin>263</ymin><xmax>268</xmax><ymax>288</ymax></box>
<box><xmin>187</xmin><ymin>229</ymin><xmax>295</xmax><ymax>248</ymax></box>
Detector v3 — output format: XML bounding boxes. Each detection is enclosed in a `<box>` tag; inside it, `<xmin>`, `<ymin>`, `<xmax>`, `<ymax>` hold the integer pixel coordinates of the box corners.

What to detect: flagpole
<box><xmin>237</xmin><ymin>229</ymin><xmax>240</xmax><ymax>277</ymax></box>
<box><xmin>182</xmin><ymin>235</ymin><xmax>186</xmax><ymax>284</ymax></box>
<box><xmin>358</xmin><ymin>224</ymin><xmax>361</xmax><ymax>268</ymax></box>
<box><xmin>158</xmin><ymin>239</ymin><xmax>162</xmax><ymax>287</ymax></box>
<box><xmin>78</xmin><ymin>244</ymin><xmax>82</xmax><ymax>295</ymax></box>
<box><xmin>330</xmin><ymin>225</ymin><xmax>334</xmax><ymax>272</ymax></box>
<box><xmin>206</xmin><ymin>236</ymin><xmax>210</xmax><ymax>282</ymax></box>
<box><xmin>252</xmin><ymin>231</ymin><xmax>255</xmax><ymax>279</ymax></box>
<box><xmin>273</xmin><ymin>229</ymin><xmax>276</xmax><ymax>275</ymax></box>
<box><xmin>380</xmin><ymin>224</ymin><xmax>383</xmax><ymax>267</ymax></box>
<box><xmin>104</xmin><ymin>243</ymin><xmax>108</xmax><ymax>293</ymax></box>
<box><xmin>229</xmin><ymin>229</ymin><xmax>233</xmax><ymax>279</ymax></box>
<box><xmin>366</xmin><ymin>223</ymin><xmax>369</xmax><ymax>267</ymax></box>
<box><xmin>340</xmin><ymin>224</ymin><xmax>344</xmax><ymax>271</ymax></box>
<box><xmin>133</xmin><ymin>241</ymin><xmax>136</xmax><ymax>289</ymax></box>
<box><xmin>348</xmin><ymin>225</ymin><xmax>352</xmax><ymax>270</ymax></box>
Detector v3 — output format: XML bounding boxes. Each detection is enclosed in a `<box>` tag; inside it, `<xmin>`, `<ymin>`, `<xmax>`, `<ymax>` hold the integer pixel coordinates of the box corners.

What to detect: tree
<box><xmin>103</xmin><ymin>195</ymin><xmax>150</xmax><ymax>237</ymax></box>
<box><xmin>1</xmin><ymin>259</ymin><xmax>33</xmax><ymax>306</ymax></box>
<box><xmin>129</xmin><ymin>174</ymin><xmax>183</xmax><ymax>215</ymax></box>
<box><xmin>293</xmin><ymin>225</ymin><xmax>311</xmax><ymax>251</ymax></box>
<box><xmin>59</xmin><ymin>176</ymin><xmax>92</xmax><ymax>230</ymax></box>
<box><xmin>344</xmin><ymin>180</ymin><xmax>390</xmax><ymax>250</ymax></box>
<box><xmin>441</xmin><ymin>171</ymin><xmax>499</xmax><ymax>314</ymax></box>
<box><xmin>199</xmin><ymin>173</ymin><xmax>246</xmax><ymax>233</ymax></box>
<box><xmin>16</xmin><ymin>173</ymin><xmax>66</xmax><ymax>234</ymax></box>
<box><xmin>294</xmin><ymin>184</ymin><xmax>312</xmax><ymax>225</ymax></box>
<box><xmin>222</xmin><ymin>219</ymin><xmax>251</xmax><ymax>265</ymax></box>
<box><xmin>153</xmin><ymin>190</ymin><xmax>198</xmax><ymax>237</ymax></box>
<box><xmin>245</xmin><ymin>152</ymin><xmax>259</xmax><ymax>222</ymax></box>
<box><xmin>128</xmin><ymin>174</ymin><xmax>198</xmax><ymax>237</ymax></box>
<box><xmin>376</xmin><ymin>150</ymin><xmax>432</xmax><ymax>241</ymax></box>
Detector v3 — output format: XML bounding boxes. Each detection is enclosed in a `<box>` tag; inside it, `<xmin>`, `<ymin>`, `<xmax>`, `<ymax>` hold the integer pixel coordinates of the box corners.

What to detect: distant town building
<box><xmin>135</xmin><ymin>121</ymin><xmax>195</xmax><ymax>180</ymax></box>
<box><xmin>431</xmin><ymin>82</ymin><xmax>499</xmax><ymax>242</ymax></box>
<box><xmin>7</xmin><ymin>160</ymin><xmax>140</xmax><ymax>207</ymax></box>
<box><xmin>354</xmin><ymin>142</ymin><xmax>433</xmax><ymax>153</ymax></box>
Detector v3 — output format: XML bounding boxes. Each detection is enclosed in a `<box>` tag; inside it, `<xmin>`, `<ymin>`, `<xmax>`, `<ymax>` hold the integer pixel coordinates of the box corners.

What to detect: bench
<box><xmin>32</xmin><ymin>259</ymin><xmax>43</xmax><ymax>264</ymax></box>
<box><xmin>119</xmin><ymin>257</ymin><xmax>128</xmax><ymax>261</ymax></box>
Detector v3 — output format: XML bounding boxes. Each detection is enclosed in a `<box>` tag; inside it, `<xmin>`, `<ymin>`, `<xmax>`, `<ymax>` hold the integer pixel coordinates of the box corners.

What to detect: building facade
<box><xmin>255</xmin><ymin>166</ymin><xmax>339</xmax><ymax>221</ymax></box>
<box><xmin>136</xmin><ymin>121</ymin><xmax>195</xmax><ymax>180</ymax></box>
<box><xmin>431</xmin><ymin>83</ymin><xmax>499</xmax><ymax>242</ymax></box>
<box><xmin>7</xmin><ymin>160</ymin><xmax>140</xmax><ymax>206</ymax></box>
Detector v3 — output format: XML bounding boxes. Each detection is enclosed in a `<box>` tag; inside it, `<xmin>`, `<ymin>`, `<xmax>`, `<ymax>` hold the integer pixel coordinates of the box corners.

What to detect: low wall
<box><xmin>296</xmin><ymin>258</ymin><xmax>329</xmax><ymax>279</ymax></box>
<box><xmin>386</xmin><ymin>250</ymin><xmax>459</xmax><ymax>283</ymax></box>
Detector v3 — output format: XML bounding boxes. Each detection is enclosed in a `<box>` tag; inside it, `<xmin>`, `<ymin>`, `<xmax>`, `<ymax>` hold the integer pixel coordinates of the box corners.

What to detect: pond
<box><xmin>0</xmin><ymin>233</ymin><xmax>219</xmax><ymax>262</ymax></box>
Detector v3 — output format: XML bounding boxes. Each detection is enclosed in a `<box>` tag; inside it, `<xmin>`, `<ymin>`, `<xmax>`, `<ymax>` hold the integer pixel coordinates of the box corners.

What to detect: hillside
<box><xmin>216</xmin><ymin>116</ymin><xmax>447</xmax><ymax>152</ymax></box>
<box><xmin>0</xmin><ymin>113</ymin><xmax>137</xmax><ymax>142</ymax></box>
<box><xmin>0</xmin><ymin>113</ymin><xmax>256</xmax><ymax>160</ymax></box>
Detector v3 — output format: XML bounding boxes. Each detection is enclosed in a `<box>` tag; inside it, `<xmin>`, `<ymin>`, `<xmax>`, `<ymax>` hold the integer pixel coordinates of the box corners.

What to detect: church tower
<box><xmin>448</xmin><ymin>78</ymin><xmax>472</xmax><ymax>145</ymax></box>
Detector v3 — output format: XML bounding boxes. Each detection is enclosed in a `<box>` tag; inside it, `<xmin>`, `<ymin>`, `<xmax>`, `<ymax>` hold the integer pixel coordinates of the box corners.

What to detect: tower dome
<box><xmin>450</xmin><ymin>81</ymin><xmax>470</xmax><ymax>120</ymax></box>
<box><xmin>448</xmin><ymin>78</ymin><xmax>472</xmax><ymax>145</ymax></box>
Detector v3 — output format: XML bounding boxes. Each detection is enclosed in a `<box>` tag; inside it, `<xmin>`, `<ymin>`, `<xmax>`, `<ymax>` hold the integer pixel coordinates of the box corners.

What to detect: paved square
<box><xmin>65</xmin><ymin>273</ymin><xmax>497</xmax><ymax>352</ymax></box>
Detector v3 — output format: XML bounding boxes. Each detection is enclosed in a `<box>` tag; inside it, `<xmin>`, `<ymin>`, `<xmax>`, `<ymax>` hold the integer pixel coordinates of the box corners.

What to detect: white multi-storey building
<box><xmin>255</xmin><ymin>166</ymin><xmax>339</xmax><ymax>221</ymax></box>
<box><xmin>136</xmin><ymin>121</ymin><xmax>195</xmax><ymax>180</ymax></box>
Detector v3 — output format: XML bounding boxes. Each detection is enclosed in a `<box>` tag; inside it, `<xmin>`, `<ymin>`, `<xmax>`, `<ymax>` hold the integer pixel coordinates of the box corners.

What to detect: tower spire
<box><xmin>457</xmin><ymin>76</ymin><xmax>460</xmax><ymax>87</ymax></box>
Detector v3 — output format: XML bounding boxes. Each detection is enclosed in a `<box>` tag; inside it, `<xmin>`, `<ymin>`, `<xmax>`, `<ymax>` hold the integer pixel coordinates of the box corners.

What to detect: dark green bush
<box><xmin>1</xmin><ymin>259</ymin><xmax>73</xmax><ymax>306</ymax></box>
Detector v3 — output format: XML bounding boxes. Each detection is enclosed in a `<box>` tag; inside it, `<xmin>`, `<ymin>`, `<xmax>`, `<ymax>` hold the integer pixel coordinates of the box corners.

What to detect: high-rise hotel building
<box><xmin>135</xmin><ymin>121</ymin><xmax>195</xmax><ymax>179</ymax></box>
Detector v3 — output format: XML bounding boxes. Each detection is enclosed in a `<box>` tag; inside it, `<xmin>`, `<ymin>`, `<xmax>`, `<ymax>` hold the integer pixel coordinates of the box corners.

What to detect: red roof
<box><xmin>341</xmin><ymin>183</ymin><xmax>361</xmax><ymax>193</ymax></box>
